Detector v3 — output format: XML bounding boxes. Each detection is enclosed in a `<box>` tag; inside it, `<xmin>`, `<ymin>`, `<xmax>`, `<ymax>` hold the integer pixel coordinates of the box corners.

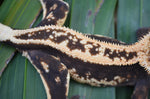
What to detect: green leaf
<box><xmin>0</xmin><ymin>44</ymin><xmax>15</xmax><ymax>76</ymax></box>
<box><xmin>117</xmin><ymin>0</ymin><xmax>140</xmax><ymax>43</ymax></box>
<box><xmin>0</xmin><ymin>53</ymin><xmax>26</xmax><ymax>99</ymax></box>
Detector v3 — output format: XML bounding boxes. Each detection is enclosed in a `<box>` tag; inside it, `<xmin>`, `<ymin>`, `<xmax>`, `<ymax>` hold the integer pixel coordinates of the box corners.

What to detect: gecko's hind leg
<box><xmin>23</xmin><ymin>50</ymin><xmax>70</xmax><ymax>99</ymax></box>
<box><xmin>132</xmin><ymin>78</ymin><xmax>150</xmax><ymax>99</ymax></box>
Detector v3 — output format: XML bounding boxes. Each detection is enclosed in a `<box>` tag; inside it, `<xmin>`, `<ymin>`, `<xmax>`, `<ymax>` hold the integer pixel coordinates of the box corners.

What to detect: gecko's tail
<box><xmin>136</xmin><ymin>27</ymin><xmax>150</xmax><ymax>73</ymax></box>
<box><xmin>0</xmin><ymin>23</ymin><xmax>13</xmax><ymax>41</ymax></box>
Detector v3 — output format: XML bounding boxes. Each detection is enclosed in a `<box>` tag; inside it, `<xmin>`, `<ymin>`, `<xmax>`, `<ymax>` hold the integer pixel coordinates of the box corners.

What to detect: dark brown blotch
<box><xmin>104</xmin><ymin>48</ymin><xmax>137</xmax><ymax>61</ymax></box>
<box><xmin>49</xmin><ymin>32</ymin><xmax>85</xmax><ymax>52</ymax></box>
<box><xmin>53</xmin><ymin>35</ymin><xmax>68</xmax><ymax>43</ymax></box>
<box><xmin>15</xmin><ymin>30</ymin><xmax>52</xmax><ymax>40</ymax></box>
<box><xmin>15</xmin><ymin>29</ymin><xmax>66</xmax><ymax>40</ymax></box>
<box><xmin>89</xmin><ymin>44</ymin><xmax>101</xmax><ymax>55</ymax></box>
<box><xmin>67</xmin><ymin>38</ymin><xmax>85</xmax><ymax>52</ymax></box>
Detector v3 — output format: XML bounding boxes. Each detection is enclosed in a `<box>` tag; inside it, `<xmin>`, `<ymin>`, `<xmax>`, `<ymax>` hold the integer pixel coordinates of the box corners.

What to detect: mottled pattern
<box><xmin>15</xmin><ymin>28</ymin><xmax>86</xmax><ymax>52</ymax></box>
<box><xmin>13</xmin><ymin>26</ymin><xmax>139</xmax><ymax>66</ymax></box>
<box><xmin>104</xmin><ymin>48</ymin><xmax>137</xmax><ymax>61</ymax></box>
<box><xmin>15</xmin><ymin>28</ymin><xmax>100</xmax><ymax>53</ymax></box>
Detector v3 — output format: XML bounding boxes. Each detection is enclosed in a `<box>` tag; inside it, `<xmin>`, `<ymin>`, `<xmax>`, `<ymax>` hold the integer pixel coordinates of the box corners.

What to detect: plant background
<box><xmin>0</xmin><ymin>0</ymin><xmax>150</xmax><ymax>99</ymax></box>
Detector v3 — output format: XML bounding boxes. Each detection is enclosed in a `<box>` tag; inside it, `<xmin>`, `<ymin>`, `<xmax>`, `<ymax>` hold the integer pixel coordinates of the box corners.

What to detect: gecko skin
<box><xmin>0</xmin><ymin>0</ymin><xmax>150</xmax><ymax>99</ymax></box>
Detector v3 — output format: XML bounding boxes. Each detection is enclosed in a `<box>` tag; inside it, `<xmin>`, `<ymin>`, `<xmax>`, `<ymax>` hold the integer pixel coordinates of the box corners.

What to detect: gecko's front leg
<box><xmin>38</xmin><ymin>0</ymin><xmax>69</xmax><ymax>26</ymax></box>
